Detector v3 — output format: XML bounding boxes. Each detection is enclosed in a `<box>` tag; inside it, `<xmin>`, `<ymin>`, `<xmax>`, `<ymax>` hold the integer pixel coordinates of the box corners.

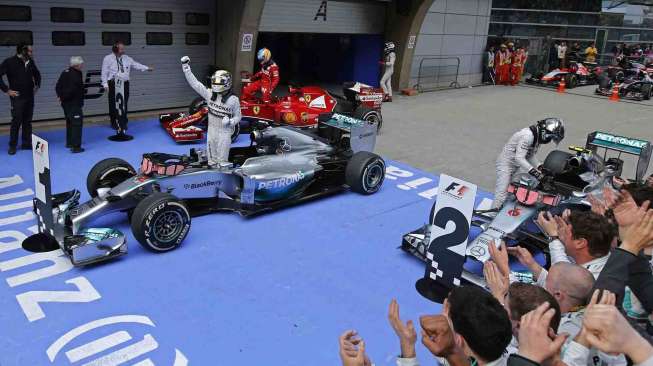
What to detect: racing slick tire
<box><xmin>642</xmin><ymin>84</ymin><xmax>652</xmax><ymax>100</ymax></box>
<box><xmin>346</xmin><ymin>151</ymin><xmax>385</xmax><ymax>195</ymax></box>
<box><xmin>86</xmin><ymin>158</ymin><xmax>137</xmax><ymax>197</ymax></box>
<box><xmin>130</xmin><ymin>192</ymin><xmax>191</xmax><ymax>252</ymax></box>
<box><xmin>542</xmin><ymin>150</ymin><xmax>573</xmax><ymax>175</ymax></box>
<box><xmin>565</xmin><ymin>74</ymin><xmax>578</xmax><ymax>89</ymax></box>
<box><xmin>189</xmin><ymin>97</ymin><xmax>240</xmax><ymax>142</ymax></box>
<box><xmin>353</xmin><ymin>106</ymin><xmax>383</xmax><ymax>132</ymax></box>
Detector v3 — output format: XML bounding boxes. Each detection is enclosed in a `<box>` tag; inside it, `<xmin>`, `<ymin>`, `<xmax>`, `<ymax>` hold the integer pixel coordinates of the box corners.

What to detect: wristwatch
<box><xmin>548</xmin><ymin>235</ymin><xmax>559</xmax><ymax>242</ymax></box>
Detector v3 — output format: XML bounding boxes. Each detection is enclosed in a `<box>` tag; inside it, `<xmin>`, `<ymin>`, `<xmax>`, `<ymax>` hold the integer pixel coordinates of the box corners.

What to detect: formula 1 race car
<box><xmin>23</xmin><ymin>113</ymin><xmax>385</xmax><ymax>266</ymax></box>
<box><xmin>401</xmin><ymin>131</ymin><xmax>652</xmax><ymax>290</ymax></box>
<box><xmin>526</xmin><ymin>61</ymin><xmax>602</xmax><ymax>88</ymax></box>
<box><xmin>595</xmin><ymin>71</ymin><xmax>653</xmax><ymax>101</ymax></box>
<box><xmin>160</xmin><ymin>75</ymin><xmax>384</xmax><ymax>143</ymax></box>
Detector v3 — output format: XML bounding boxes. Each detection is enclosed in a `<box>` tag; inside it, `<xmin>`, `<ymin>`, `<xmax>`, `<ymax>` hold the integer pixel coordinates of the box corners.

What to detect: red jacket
<box><xmin>253</xmin><ymin>60</ymin><xmax>280</xmax><ymax>91</ymax></box>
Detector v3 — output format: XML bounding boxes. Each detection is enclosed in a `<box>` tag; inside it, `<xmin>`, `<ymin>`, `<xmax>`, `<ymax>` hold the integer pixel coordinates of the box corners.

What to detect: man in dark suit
<box><xmin>0</xmin><ymin>43</ymin><xmax>41</xmax><ymax>155</ymax></box>
<box><xmin>56</xmin><ymin>56</ymin><xmax>85</xmax><ymax>153</ymax></box>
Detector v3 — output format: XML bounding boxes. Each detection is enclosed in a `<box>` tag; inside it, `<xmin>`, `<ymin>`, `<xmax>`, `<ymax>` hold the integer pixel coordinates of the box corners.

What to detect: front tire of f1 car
<box><xmin>565</xmin><ymin>74</ymin><xmax>578</xmax><ymax>89</ymax></box>
<box><xmin>86</xmin><ymin>158</ymin><xmax>137</xmax><ymax>197</ymax></box>
<box><xmin>642</xmin><ymin>84</ymin><xmax>652</xmax><ymax>100</ymax></box>
<box><xmin>346</xmin><ymin>151</ymin><xmax>385</xmax><ymax>195</ymax></box>
<box><xmin>130</xmin><ymin>192</ymin><xmax>191</xmax><ymax>252</ymax></box>
<box><xmin>353</xmin><ymin>106</ymin><xmax>383</xmax><ymax>132</ymax></box>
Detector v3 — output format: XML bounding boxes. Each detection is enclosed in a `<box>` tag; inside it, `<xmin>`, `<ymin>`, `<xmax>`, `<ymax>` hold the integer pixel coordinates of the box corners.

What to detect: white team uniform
<box><xmin>493</xmin><ymin>127</ymin><xmax>540</xmax><ymax>208</ymax></box>
<box><xmin>381</xmin><ymin>51</ymin><xmax>396</xmax><ymax>97</ymax></box>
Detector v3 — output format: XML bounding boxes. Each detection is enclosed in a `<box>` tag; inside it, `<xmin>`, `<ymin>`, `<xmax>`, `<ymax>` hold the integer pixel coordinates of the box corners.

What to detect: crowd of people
<box><xmin>483</xmin><ymin>42</ymin><xmax>529</xmax><ymax>86</ymax></box>
<box><xmin>338</xmin><ymin>179</ymin><xmax>653</xmax><ymax>365</ymax></box>
<box><xmin>0</xmin><ymin>41</ymin><xmax>152</xmax><ymax>155</ymax></box>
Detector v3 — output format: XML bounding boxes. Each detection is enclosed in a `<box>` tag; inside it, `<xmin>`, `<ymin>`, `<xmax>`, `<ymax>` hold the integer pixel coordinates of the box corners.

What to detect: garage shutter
<box><xmin>259</xmin><ymin>0</ymin><xmax>386</xmax><ymax>34</ymax></box>
<box><xmin>0</xmin><ymin>0</ymin><xmax>215</xmax><ymax>124</ymax></box>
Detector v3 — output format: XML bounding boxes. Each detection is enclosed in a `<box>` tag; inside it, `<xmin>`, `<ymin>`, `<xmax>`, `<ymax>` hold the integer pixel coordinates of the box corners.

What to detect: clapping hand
<box><xmin>388</xmin><ymin>299</ymin><xmax>417</xmax><ymax>358</ymax></box>
<box><xmin>339</xmin><ymin>330</ymin><xmax>372</xmax><ymax>366</ymax></box>
<box><xmin>517</xmin><ymin>302</ymin><xmax>568</xmax><ymax>364</ymax></box>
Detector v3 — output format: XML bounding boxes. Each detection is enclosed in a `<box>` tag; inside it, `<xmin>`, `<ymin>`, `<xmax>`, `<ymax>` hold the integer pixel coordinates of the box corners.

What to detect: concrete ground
<box><xmin>376</xmin><ymin>84</ymin><xmax>653</xmax><ymax>191</ymax></box>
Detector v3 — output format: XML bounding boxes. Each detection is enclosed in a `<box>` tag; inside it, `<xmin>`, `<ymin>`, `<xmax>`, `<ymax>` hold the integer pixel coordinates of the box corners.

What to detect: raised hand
<box><xmin>339</xmin><ymin>330</ymin><xmax>372</xmax><ymax>366</ymax></box>
<box><xmin>537</xmin><ymin>211</ymin><xmax>559</xmax><ymax>237</ymax></box>
<box><xmin>388</xmin><ymin>299</ymin><xmax>417</xmax><ymax>358</ymax></box>
<box><xmin>488</xmin><ymin>240</ymin><xmax>510</xmax><ymax>277</ymax></box>
<box><xmin>620</xmin><ymin>208</ymin><xmax>653</xmax><ymax>255</ymax></box>
<box><xmin>420</xmin><ymin>314</ymin><xmax>457</xmax><ymax>357</ymax></box>
<box><xmin>517</xmin><ymin>302</ymin><xmax>568</xmax><ymax>364</ymax></box>
<box><xmin>484</xmin><ymin>260</ymin><xmax>509</xmax><ymax>301</ymax></box>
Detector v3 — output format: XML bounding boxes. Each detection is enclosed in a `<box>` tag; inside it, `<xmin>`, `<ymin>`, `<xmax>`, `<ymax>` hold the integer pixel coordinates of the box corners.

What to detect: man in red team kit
<box><xmin>495</xmin><ymin>44</ymin><xmax>512</xmax><ymax>85</ymax></box>
<box><xmin>243</xmin><ymin>48</ymin><xmax>279</xmax><ymax>102</ymax></box>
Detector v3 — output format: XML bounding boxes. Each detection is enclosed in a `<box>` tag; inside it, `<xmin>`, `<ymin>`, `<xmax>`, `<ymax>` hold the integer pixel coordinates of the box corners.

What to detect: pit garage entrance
<box><xmin>257</xmin><ymin>0</ymin><xmax>388</xmax><ymax>87</ymax></box>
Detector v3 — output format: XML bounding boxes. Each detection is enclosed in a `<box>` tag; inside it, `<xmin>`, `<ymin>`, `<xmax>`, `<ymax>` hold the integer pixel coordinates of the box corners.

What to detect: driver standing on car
<box><xmin>242</xmin><ymin>48</ymin><xmax>279</xmax><ymax>103</ymax></box>
<box><xmin>181</xmin><ymin>56</ymin><xmax>241</xmax><ymax>167</ymax></box>
<box><xmin>491</xmin><ymin>118</ymin><xmax>565</xmax><ymax>209</ymax></box>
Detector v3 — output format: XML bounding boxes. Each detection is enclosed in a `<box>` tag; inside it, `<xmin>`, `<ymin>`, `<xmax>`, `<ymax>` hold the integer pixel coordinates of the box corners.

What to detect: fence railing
<box><xmin>414</xmin><ymin>56</ymin><xmax>461</xmax><ymax>92</ymax></box>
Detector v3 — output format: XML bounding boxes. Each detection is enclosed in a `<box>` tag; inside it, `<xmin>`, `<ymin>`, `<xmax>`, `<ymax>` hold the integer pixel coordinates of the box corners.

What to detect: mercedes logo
<box><xmin>469</xmin><ymin>245</ymin><xmax>486</xmax><ymax>257</ymax></box>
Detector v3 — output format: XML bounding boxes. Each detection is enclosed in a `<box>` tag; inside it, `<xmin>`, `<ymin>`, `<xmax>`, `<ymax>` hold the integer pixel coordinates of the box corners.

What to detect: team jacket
<box><xmin>253</xmin><ymin>60</ymin><xmax>280</xmax><ymax>91</ymax></box>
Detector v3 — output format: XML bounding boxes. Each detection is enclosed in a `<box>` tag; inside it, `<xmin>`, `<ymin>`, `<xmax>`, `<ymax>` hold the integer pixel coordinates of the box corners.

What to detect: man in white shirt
<box><xmin>101</xmin><ymin>41</ymin><xmax>152</xmax><ymax>138</ymax></box>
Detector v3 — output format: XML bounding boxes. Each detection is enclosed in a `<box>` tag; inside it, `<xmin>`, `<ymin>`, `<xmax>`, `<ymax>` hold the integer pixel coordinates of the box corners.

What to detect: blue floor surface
<box><xmin>0</xmin><ymin>119</ymin><xmax>497</xmax><ymax>365</ymax></box>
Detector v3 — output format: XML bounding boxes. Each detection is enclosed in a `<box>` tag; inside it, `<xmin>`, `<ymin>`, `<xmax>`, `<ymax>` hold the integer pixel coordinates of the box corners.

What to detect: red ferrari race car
<box><xmin>160</xmin><ymin>73</ymin><xmax>384</xmax><ymax>143</ymax></box>
<box><xmin>526</xmin><ymin>61</ymin><xmax>602</xmax><ymax>88</ymax></box>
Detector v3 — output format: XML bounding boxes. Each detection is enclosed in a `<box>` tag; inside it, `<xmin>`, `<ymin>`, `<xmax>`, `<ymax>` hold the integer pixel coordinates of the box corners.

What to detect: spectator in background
<box><xmin>585</xmin><ymin>42</ymin><xmax>598</xmax><ymax>64</ymax></box>
<box><xmin>549</xmin><ymin>40</ymin><xmax>560</xmax><ymax>71</ymax></box>
<box><xmin>484</xmin><ymin>45</ymin><xmax>496</xmax><ymax>84</ymax></box>
<box><xmin>557</xmin><ymin>41</ymin><xmax>568</xmax><ymax>69</ymax></box>
<box><xmin>0</xmin><ymin>43</ymin><xmax>41</xmax><ymax>155</ymax></box>
<box><xmin>56</xmin><ymin>56</ymin><xmax>86</xmax><ymax>153</ymax></box>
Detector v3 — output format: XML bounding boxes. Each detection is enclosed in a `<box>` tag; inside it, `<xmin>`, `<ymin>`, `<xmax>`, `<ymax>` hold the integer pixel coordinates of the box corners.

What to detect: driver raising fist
<box><xmin>492</xmin><ymin>118</ymin><xmax>565</xmax><ymax>209</ymax></box>
<box><xmin>243</xmin><ymin>48</ymin><xmax>279</xmax><ymax>103</ymax></box>
<box><xmin>181</xmin><ymin>56</ymin><xmax>241</xmax><ymax>167</ymax></box>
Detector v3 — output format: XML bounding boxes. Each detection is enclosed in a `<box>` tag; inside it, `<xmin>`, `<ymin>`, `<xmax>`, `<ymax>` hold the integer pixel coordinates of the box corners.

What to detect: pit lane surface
<box><xmin>0</xmin><ymin>120</ymin><xmax>496</xmax><ymax>365</ymax></box>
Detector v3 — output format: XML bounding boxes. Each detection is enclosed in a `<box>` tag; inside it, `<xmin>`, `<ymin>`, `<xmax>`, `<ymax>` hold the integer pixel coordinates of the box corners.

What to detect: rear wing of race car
<box><xmin>317</xmin><ymin>112</ymin><xmax>377</xmax><ymax>153</ymax></box>
<box><xmin>585</xmin><ymin>131</ymin><xmax>652</xmax><ymax>182</ymax></box>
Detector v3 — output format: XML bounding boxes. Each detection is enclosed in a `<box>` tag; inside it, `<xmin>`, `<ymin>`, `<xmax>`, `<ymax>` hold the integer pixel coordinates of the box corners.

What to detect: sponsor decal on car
<box><xmin>253</xmin><ymin>106</ymin><xmax>260</xmax><ymax>115</ymax></box>
<box><xmin>184</xmin><ymin>180</ymin><xmax>221</xmax><ymax>190</ymax></box>
<box><xmin>257</xmin><ymin>171</ymin><xmax>306</xmax><ymax>190</ymax></box>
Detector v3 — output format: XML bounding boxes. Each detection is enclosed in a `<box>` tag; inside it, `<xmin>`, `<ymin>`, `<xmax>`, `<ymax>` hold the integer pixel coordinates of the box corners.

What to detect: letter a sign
<box><xmin>314</xmin><ymin>0</ymin><xmax>327</xmax><ymax>21</ymax></box>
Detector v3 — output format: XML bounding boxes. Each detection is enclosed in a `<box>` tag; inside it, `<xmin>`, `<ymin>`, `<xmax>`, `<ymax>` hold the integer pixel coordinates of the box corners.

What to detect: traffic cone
<box><xmin>609</xmin><ymin>82</ymin><xmax>620</xmax><ymax>101</ymax></box>
<box><xmin>557</xmin><ymin>78</ymin><xmax>566</xmax><ymax>93</ymax></box>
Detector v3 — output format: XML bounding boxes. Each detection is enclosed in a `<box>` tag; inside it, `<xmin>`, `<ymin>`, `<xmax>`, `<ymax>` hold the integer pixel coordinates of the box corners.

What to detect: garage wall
<box><xmin>410</xmin><ymin>0</ymin><xmax>491</xmax><ymax>88</ymax></box>
<box><xmin>259</xmin><ymin>0</ymin><xmax>386</xmax><ymax>34</ymax></box>
<box><xmin>0</xmin><ymin>0</ymin><xmax>216</xmax><ymax>124</ymax></box>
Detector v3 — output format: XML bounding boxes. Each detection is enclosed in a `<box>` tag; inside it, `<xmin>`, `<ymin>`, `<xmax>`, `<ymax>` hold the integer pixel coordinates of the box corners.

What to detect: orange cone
<box><xmin>609</xmin><ymin>82</ymin><xmax>620</xmax><ymax>101</ymax></box>
<box><xmin>557</xmin><ymin>78</ymin><xmax>566</xmax><ymax>93</ymax></box>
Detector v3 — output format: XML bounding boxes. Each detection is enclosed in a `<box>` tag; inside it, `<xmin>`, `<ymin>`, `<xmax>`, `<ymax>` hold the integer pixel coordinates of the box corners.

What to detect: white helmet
<box><xmin>211</xmin><ymin>70</ymin><xmax>232</xmax><ymax>94</ymax></box>
<box><xmin>384</xmin><ymin>41</ymin><xmax>395</xmax><ymax>54</ymax></box>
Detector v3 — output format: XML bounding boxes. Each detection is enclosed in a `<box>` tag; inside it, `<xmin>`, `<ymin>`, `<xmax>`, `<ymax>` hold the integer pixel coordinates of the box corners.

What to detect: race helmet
<box><xmin>211</xmin><ymin>70</ymin><xmax>232</xmax><ymax>94</ymax></box>
<box><xmin>536</xmin><ymin>118</ymin><xmax>565</xmax><ymax>144</ymax></box>
<box><xmin>384</xmin><ymin>41</ymin><xmax>395</xmax><ymax>54</ymax></box>
<box><xmin>257</xmin><ymin>48</ymin><xmax>272</xmax><ymax>63</ymax></box>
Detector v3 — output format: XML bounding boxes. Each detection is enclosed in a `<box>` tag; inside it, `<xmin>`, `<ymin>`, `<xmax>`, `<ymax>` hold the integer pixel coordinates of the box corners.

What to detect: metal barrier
<box><xmin>414</xmin><ymin>56</ymin><xmax>461</xmax><ymax>92</ymax></box>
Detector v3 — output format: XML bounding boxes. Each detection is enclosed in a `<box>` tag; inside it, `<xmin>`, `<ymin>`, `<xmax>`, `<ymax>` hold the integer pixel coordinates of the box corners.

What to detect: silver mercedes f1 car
<box><xmin>402</xmin><ymin>131</ymin><xmax>652</xmax><ymax>289</ymax></box>
<box><xmin>23</xmin><ymin>113</ymin><xmax>385</xmax><ymax>266</ymax></box>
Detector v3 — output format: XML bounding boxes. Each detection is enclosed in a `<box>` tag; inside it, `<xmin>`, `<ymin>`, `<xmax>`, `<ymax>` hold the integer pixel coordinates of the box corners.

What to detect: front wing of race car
<box><xmin>159</xmin><ymin>109</ymin><xmax>207</xmax><ymax>142</ymax></box>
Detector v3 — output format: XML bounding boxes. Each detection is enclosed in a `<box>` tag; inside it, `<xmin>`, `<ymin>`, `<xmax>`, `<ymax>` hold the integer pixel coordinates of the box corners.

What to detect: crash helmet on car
<box><xmin>536</xmin><ymin>118</ymin><xmax>565</xmax><ymax>145</ymax></box>
<box><xmin>257</xmin><ymin>48</ymin><xmax>272</xmax><ymax>63</ymax></box>
<box><xmin>211</xmin><ymin>70</ymin><xmax>232</xmax><ymax>94</ymax></box>
<box><xmin>384</xmin><ymin>41</ymin><xmax>396</xmax><ymax>54</ymax></box>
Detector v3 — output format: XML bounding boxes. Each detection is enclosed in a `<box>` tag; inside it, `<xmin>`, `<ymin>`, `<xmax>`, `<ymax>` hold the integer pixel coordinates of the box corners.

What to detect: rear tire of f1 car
<box><xmin>130</xmin><ymin>192</ymin><xmax>191</xmax><ymax>252</ymax></box>
<box><xmin>189</xmin><ymin>96</ymin><xmax>240</xmax><ymax>142</ymax></box>
<box><xmin>346</xmin><ymin>151</ymin><xmax>385</xmax><ymax>195</ymax></box>
<box><xmin>86</xmin><ymin>158</ymin><xmax>137</xmax><ymax>198</ymax></box>
<box><xmin>353</xmin><ymin>106</ymin><xmax>383</xmax><ymax>132</ymax></box>
<box><xmin>542</xmin><ymin>150</ymin><xmax>573</xmax><ymax>175</ymax></box>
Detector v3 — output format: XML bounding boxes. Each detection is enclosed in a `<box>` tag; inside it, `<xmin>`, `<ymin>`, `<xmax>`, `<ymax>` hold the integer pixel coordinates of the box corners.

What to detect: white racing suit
<box><xmin>381</xmin><ymin>51</ymin><xmax>396</xmax><ymax>97</ymax></box>
<box><xmin>182</xmin><ymin>64</ymin><xmax>241</xmax><ymax>166</ymax></box>
<box><xmin>492</xmin><ymin>127</ymin><xmax>540</xmax><ymax>209</ymax></box>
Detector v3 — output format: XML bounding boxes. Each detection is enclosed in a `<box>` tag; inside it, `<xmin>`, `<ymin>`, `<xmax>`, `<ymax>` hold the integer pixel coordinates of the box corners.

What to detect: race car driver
<box><xmin>242</xmin><ymin>48</ymin><xmax>279</xmax><ymax>103</ymax></box>
<box><xmin>380</xmin><ymin>41</ymin><xmax>396</xmax><ymax>102</ymax></box>
<box><xmin>492</xmin><ymin>118</ymin><xmax>565</xmax><ymax>209</ymax></box>
<box><xmin>181</xmin><ymin>56</ymin><xmax>241</xmax><ymax>167</ymax></box>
